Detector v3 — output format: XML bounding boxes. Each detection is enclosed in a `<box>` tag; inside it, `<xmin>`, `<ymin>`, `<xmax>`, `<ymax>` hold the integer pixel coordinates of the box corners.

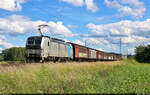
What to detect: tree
<box><xmin>135</xmin><ymin>45</ymin><xmax>150</xmax><ymax>63</ymax></box>
<box><xmin>2</xmin><ymin>47</ymin><xmax>26</xmax><ymax>61</ymax></box>
<box><xmin>0</xmin><ymin>53</ymin><xmax>3</xmax><ymax>61</ymax></box>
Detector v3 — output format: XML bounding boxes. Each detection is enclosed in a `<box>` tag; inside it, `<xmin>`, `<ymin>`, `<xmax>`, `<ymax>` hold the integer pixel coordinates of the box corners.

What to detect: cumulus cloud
<box><xmin>73</xmin><ymin>40</ymin><xmax>85</xmax><ymax>46</ymax></box>
<box><xmin>0</xmin><ymin>39</ymin><xmax>14</xmax><ymax>49</ymax></box>
<box><xmin>0</xmin><ymin>35</ymin><xmax>16</xmax><ymax>52</ymax></box>
<box><xmin>0</xmin><ymin>15</ymin><xmax>42</xmax><ymax>36</ymax></box>
<box><xmin>0</xmin><ymin>0</ymin><xmax>27</xmax><ymax>11</ymax></box>
<box><xmin>83</xmin><ymin>38</ymin><xmax>109</xmax><ymax>46</ymax></box>
<box><xmin>61</xmin><ymin>0</ymin><xmax>99</xmax><ymax>12</ymax></box>
<box><xmin>48</xmin><ymin>21</ymin><xmax>75</xmax><ymax>37</ymax></box>
<box><xmin>87</xmin><ymin>19</ymin><xmax>150</xmax><ymax>41</ymax></box>
<box><xmin>73</xmin><ymin>37</ymin><xmax>116</xmax><ymax>53</ymax></box>
<box><xmin>127</xmin><ymin>48</ymin><xmax>135</xmax><ymax>55</ymax></box>
<box><xmin>96</xmin><ymin>48</ymin><xmax>103</xmax><ymax>51</ymax></box>
<box><xmin>107</xmin><ymin>44</ymin><xmax>117</xmax><ymax>51</ymax></box>
<box><xmin>85</xmin><ymin>0</ymin><xmax>99</xmax><ymax>12</ymax></box>
<box><xmin>86</xmin><ymin>19</ymin><xmax>150</xmax><ymax>54</ymax></box>
<box><xmin>104</xmin><ymin>0</ymin><xmax>146</xmax><ymax>18</ymax></box>
<box><xmin>0</xmin><ymin>15</ymin><xmax>75</xmax><ymax>38</ymax></box>
<box><xmin>61</xmin><ymin>0</ymin><xmax>84</xmax><ymax>6</ymax></box>
<box><xmin>86</xmin><ymin>23</ymin><xmax>109</xmax><ymax>37</ymax></box>
<box><xmin>0</xmin><ymin>15</ymin><xmax>76</xmax><ymax>51</ymax></box>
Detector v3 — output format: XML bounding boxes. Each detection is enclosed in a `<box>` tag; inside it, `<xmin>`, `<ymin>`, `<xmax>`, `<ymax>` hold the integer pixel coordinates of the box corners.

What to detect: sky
<box><xmin>0</xmin><ymin>0</ymin><xmax>150</xmax><ymax>55</ymax></box>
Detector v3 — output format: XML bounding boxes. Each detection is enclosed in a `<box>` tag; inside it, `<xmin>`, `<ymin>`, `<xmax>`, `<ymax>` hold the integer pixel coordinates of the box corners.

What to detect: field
<box><xmin>0</xmin><ymin>60</ymin><xmax>150</xmax><ymax>94</ymax></box>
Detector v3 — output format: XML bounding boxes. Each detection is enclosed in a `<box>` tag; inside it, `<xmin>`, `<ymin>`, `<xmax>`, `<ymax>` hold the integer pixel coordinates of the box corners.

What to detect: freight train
<box><xmin>25</xmin><ymin>35</ymin><xmax>122</xmax><ymax>62</ymax></box>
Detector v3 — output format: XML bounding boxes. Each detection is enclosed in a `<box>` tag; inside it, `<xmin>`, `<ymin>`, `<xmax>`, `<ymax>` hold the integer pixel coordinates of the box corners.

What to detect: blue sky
<box><xmin>0</xmin><ymin>0</ymin><xmax>150</xmax><ymax>54</ymax></box>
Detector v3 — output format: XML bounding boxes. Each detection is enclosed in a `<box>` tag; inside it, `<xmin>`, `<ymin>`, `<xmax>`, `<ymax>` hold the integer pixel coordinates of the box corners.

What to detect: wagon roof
<box><xmin>67</xmin><ymin>42</ymin><xmax>106</xmax><ymax>53</ymax></box>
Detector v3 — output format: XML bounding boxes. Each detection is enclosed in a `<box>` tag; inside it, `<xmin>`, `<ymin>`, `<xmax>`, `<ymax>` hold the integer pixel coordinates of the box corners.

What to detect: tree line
<box><xmin>135</xmin><ymin>45</ymin><xmax>150</xmax><ymax>63</ymax></box>
<box><xmin>2</xmin><ymin>47</ymin><xmax>26</xmax><ymax>61</ymax></box>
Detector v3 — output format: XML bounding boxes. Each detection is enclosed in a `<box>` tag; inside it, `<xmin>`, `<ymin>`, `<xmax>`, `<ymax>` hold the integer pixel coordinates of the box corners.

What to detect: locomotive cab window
<box><xmin>27</xmin><ymin>37</ymin><xmax>42</xmax><ymax>45</ymax></box>
<box><xmin>35</xmin><ymin>39</ymin><xmax>41</xmax><ymax>45</ymax></box>
<box><xmin>28</xmin><ymin>40</ymin><xmax>34</xmax><ymax>45</ymax></box>
<box><xmin>26</xmin><ymin>37</ymin><xmax>42</xmax><ymax>49</ymax></box>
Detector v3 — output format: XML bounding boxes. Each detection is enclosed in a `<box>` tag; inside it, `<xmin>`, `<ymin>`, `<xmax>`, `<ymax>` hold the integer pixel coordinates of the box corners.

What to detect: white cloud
<box><xmin>87</xmin><ymin>19</ymin><xmax>150</xmax><ymax>40</ymax></box>
<box><xmin>82</xmin><ymin>37</ymin><xmax>109</xmax><ymax>49</ymax></box>
<box><xmin>48</xmin><ymin>21</ymin><xmax>75</xmax><ymax>37</ymax></box>
<box><xmin>104</xmin><ymin>0</ymin><xmax>146</xmax><ymax>18</ymax></box>
<box><xmin>107</xmin><ymin>44</ymin><xmax>117</xmax><ymax>51</ymax></box>
<box><xmin>0</xmin><ymin>15</ymin><xmax>77</xmax><ymax>52</ymax></box>
<box><xmin>86</xmin><ymin>19</ymin><xmax>150</xmax><ymax>54</ymax></box>
<box><xmin>127</xmin><ymin>48</ymin><xmax>135</xmax><ymax>55</ymax></box>
<box><xmin>74</xmin><ymin>38</ymin><xmax>108</xmax><ymax>48</ymax></box>
<box><xmin>86</xmin><ymin>23</ymin><xmax>108</xmax><ymax>37</ymax></box>
<box><xmin>0</xmin><ymin>35</ymin><xmax>16</xmax><ymax>52</ymax></box>
<box><xmin>0</xmin><ymin>0</ymin><xmax>27</xmax><ymax>11</ymax></box>
<box><xmin>0</xmin><ymin>35</ymin><xmax>7</xmax><ymax>40</ymax></box>
<box><xmin>122</xmin><ymin>36</ymin><xmax>135</xmax><ymax>44</ymax></box>
<box><xmin>0</xmin><ymin>39</ymin><xmax>14</xmax><ymax>48</ymax></box>
<box><xmin>73</xmin><ymin>40</ymin><xmax>84</xmax><ymax>46</ymax></box>
<box><xmin>61</xmin><ymin>0</ymin><xmax>84</xmax><ymax>6</ymax></box>
<box><xmin>85</xmin><ymin>0</ymin><xmax>99</xmax><ymax>12</ymax></box>
<box><xmin>0</xmin><ymin>15</ymin><xmax>75</xmax><ymax>38</ymax></box>
<box><xmin>61</xmin><ymin>0</ymin><xmax>99</xmax><ymax>12</ymax></box>
<box><xmin>96</xmin><ymin>48</ymin><xmax>103</xmax><ymax>51</ymax></box>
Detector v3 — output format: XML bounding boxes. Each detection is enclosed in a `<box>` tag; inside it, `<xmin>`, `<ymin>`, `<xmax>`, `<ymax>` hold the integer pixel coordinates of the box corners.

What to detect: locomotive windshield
<box><xmin>28</xmin><ymin>40</ymin><xmax>34</xmax><ymax>45</ymax></box>
<box><xmin>26</xmin><ymin>36</ymin><xmax>42</xmax><ymax>49</ymax></box>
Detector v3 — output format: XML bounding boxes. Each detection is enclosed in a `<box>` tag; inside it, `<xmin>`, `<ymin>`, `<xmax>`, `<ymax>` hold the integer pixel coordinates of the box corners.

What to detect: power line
<box><xmin>85</xmin><ymin>40</ymin><xmax>87</xmax><ymax>47</ymax></box>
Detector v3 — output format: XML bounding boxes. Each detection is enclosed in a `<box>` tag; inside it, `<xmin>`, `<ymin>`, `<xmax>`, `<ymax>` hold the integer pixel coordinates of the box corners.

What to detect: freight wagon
<box><xmin>97</xmin><ymin>51</ymin><xmax>105</xmax><ymax>61</ymax></box>
<box><xmin>70</xmin><ymin>43</ymin><xmax>89</xmax><ymax>61</ymax></box>
<box><xmin>88</xmin><ymin>48</ymin><xmax>97</xmax><ymax>60</ymax></box>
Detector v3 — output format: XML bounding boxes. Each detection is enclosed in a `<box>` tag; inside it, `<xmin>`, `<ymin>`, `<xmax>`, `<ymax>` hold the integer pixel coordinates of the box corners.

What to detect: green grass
<box><xmin>0</xmin><ymin>60</ymin><xmax>150</xmax><ymax>94</ymax></box>
<box><xmin>0</xmin><ymin>60</ymin><xmax>26</xmax><ymax>64</ymax></box>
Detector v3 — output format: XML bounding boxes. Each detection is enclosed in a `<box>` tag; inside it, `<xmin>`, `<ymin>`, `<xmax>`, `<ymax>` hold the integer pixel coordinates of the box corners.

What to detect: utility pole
<box><xmin>38</xmin><ymin>24</ymin><xmax>48</xmax><ymax>36</ymax></box>
<box><xmin>85</xmin><ymin>40</ymin><xmax>87</xmax><ymax>47</ymax></box>
<box><xmin>120</xmin><ymin>38</ymin><xmax>122</xmax><ymax>55</ymax></box>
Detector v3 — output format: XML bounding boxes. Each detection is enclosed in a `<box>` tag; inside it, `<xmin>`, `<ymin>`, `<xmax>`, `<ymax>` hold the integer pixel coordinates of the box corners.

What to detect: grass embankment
<box><xmin>0</xmin><ymin>61</ymin><xmax>25</xmax><ymax>64</ymax></box>
<box><xmin>0</xmin><ymin>60</ymin><xmax>150</xmax><ymax>94</ymax></box>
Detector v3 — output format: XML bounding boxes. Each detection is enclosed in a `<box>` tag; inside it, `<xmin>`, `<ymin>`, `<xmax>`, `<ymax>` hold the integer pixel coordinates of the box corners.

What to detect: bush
<box><xmin>2</xmin><ymin>47</ymin><xmax>26</xmax><ymax>61</ymax></box>
<box><xmin>135</xmin><ymin>45</ymin><xmax>150</xmax><ymax>63</ymax></box>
